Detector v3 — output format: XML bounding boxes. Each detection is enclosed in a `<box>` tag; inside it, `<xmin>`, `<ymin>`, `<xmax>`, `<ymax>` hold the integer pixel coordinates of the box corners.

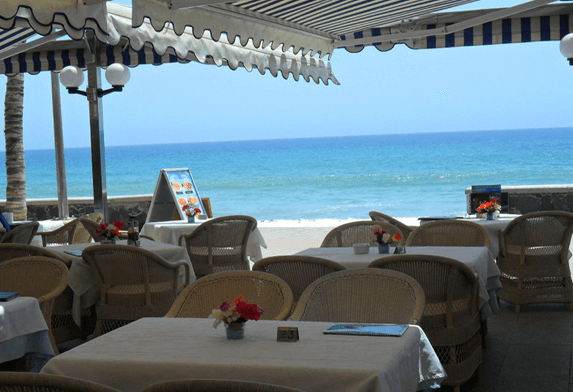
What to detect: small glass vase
<box><xmin>225</xmin><ymin>322</ymin><xmax>245</xmax><ymax>340</ymax></box>
<box><xmin>101</xmin><ymin>238</ymin><xmax>117</xmax><ymax>245</ymax></box>
<box><xmin>378</xmin><ymin>243</ymin><xmax>390</xmax><ymax>254</ymax></box>
<box><xmin>486</xmin><ymin>212</ymin><xmax>494</xmax><ymax>221</ymax></box>
<box><xmin>187</xmin><ymin>216</ymin><xmax>195</xmax><ymax>223</ymax></box>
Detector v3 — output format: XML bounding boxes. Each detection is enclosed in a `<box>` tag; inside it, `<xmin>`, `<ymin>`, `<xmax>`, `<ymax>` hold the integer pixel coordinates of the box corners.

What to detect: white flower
<box><xmin>382</xmin><ymin>233</ymin><xmax>391</xmax><ymax>243</ymax></box>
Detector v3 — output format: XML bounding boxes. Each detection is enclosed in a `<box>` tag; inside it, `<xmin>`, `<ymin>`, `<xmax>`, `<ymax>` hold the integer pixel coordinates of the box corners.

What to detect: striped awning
<box><xmin>132</xmin><ymin>0</ymin><xmax>478</xmax><ymax>58</ymax></box>
<box><xmin>338</xmin><ymin>3</ymin><xmax>573</xmax><ymax>52</ymax></box>
<box><xmin>0</xmin><ymin>26</ymin><xmax>36</xmax><ymax>51</ymax></box>
<box><xmin>0</xmin><ymin>3</ymin><xmax>339</xmax><ymax>85</ymax></box>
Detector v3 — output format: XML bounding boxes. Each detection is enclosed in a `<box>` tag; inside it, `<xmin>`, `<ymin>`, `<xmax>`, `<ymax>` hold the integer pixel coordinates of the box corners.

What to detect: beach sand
<box><xmin>257</xmin><ymin>217</ymin><xmax>419</xmax><ymax>258</ymax></box>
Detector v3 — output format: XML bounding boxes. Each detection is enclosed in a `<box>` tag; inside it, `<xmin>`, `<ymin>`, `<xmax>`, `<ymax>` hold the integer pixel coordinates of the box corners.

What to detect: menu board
<box><xmin>146</xmin><ymin>169</ymin><xmax>205</xmax><ymax>223</ymax></box>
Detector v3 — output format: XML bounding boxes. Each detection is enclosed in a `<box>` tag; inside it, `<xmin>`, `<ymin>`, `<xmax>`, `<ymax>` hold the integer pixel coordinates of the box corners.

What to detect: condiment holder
<box><xmin>353</xmin><ymin>243</ymin><xmax>370</xmax><ymax>254</ymax></box>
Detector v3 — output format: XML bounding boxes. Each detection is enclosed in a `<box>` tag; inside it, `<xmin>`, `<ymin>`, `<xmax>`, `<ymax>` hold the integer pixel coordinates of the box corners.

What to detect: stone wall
<box><xmin>0</xmin><ymin>195</ymin><xmax>152</xmax><ymax>228</ymax></box>
<box><xmin>465</xmin><ymin>185</ymin><xmax>573</xmax><ymax>215</ymax></box>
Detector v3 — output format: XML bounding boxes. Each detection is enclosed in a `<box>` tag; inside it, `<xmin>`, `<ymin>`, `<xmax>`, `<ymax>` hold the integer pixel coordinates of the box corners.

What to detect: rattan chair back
<box><xmin>320</xmin><ymin>221</ymin><xmax>404</xmax><ymax>248</ymax></box>
<box><xmin>166</xmin><ymin>270</ymin><xmax>293</xmax><ymax>320</ymax></box>
<box><xmin>0</xmin><ymin>372</ymin><xmax>121</xmax><ymax>392</ymax></box>
<box><xmin>252</xmin><ymin>256</ymin><xmax>346</xmax><ymax>305</ymax></box>
<box><xmin>369</xmin><ymin>211</ymin><xmax>414</xmax><ymax>242</ymax></box>
<box><xmin>369</xmin><ymin>254</ymin><xmax>481</xmax><ymax>388</ymax></box>
<box><xmin>39</xmin><ymin>219</ymin><xmax>81</xmax><ymax>247</ymax></box>
<box><xmin>142</xmin><ymin>379</ymin><xmax>304</xmax><ymax>392</ymax></box>
<box><xmin>0</xmin><ymin>256</ymin><xmax>68</xmax><ymax>353</ymax></box>
<box><xmin>79</xmin><ymin>218</ymin><xmax>104</xmax><ymax>242</ymax></box>
<box><xmin>73</xmin><ymin>213</ymin><xmax>103</xmax><ymax>244</ymax></box>
<box><xmin>289</xmin><ymin>268</ymin><xmax>425</xmax><ymax>325</ymax></box>
<box><xmin>179</xmin><ymin>215</ymin><xmax>257</xmax><ymax>278</ymax></box>
<box><xmin>2</xmin><ymin>222</ymin><xmax>39</xmax><ymax>244</ymax></box>
<box><xmin>0</xmin><ymin>243</ymin><xmax>71</xmax><ymax>267</ymax></box>
<box><xmin>82</xmin><ymin>245</ymin><xmax>190</xmax><ymax>336</ymax></box>
<box><xmin>405</xmin><ymin>220</ymin><xmax>490</xmax><ymax>248</ymax></box>
<box><xmin>497</xmin><ymin>211</ymin><xmax>573</xmax><ymax>311</ymax></box>
<box><xmin>0</xmin><ymin>228</ymin><xmax>5</xmax><ymax>242</ymax></box>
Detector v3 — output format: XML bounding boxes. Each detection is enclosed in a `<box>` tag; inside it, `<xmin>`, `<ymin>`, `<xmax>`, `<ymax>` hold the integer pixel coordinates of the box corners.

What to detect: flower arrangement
<box><xmin>371</xmin><ymin>225</ymin><xmax>402</xmax><ymax>245</ymax></box>
<box><xmin>95</xmin><ymin>221</ymin><xmax>126</xmax><ymax>240</ymax></box>
<box><xmin>476</xmin><ymin>200</ymin><xmax>501</xmax><ymax>215</ymax></box>
<box><xmin>182</xmin><ymin>202</ymin><xmax>202</xmax><ymax>218</ymax></box>
<box><xmin>209</xmin><ymin>294</ymin><xmax>264</xmax><ymax>328</ymax></box>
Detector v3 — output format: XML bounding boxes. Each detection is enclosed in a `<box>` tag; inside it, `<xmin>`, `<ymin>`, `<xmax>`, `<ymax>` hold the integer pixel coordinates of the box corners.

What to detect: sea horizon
<box><xmin>1</xmin><ymin>127</ymin><xmax>572</xmax><ymax>222</ymax></box>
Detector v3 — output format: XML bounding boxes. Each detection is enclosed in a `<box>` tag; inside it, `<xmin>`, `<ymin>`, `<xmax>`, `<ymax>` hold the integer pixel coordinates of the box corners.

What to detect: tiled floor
<box><xmin>440</xmin><ymin>301</ymin><xmax>573</xmax><ymax>392</ymax></box>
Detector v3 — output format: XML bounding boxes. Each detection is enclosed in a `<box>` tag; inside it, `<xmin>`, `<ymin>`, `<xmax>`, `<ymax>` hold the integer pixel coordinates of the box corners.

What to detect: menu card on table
<box><xmin>0</xmin><ymin>291</ymin><xmax>21</xmax><ymax>301</ymax></box>
<box><xmin>324</xmin><ymin>323</ymin><xmax>408</xmax><ymax>337</ymax></box>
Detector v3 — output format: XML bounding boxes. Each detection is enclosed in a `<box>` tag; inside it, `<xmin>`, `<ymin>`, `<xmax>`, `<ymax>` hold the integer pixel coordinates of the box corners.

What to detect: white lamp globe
<box><xmin>560</xmin><ymin>33</ymin><xmax>573</xmax><ymax>65</ymax></box>
<box><xmin>105</xmin><ymin>63</ymin><xmax>130</xmax><ymax>86</ymax></box>
<box><xmin>60</xmin><ymin>65</ymin><xmax>84</xmax><ymax>88</ymax></box>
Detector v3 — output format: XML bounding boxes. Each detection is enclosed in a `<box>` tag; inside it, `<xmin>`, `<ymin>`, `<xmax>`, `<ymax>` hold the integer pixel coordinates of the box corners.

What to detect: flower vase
<box><xmin>225</xmin><ymin>322</ymin><xmax>245</xmax><ymax>340</ymax></box>
<box><xmin>101</xmin><ymin>238</ymin><xmax>117</xmax><ymax>245</ymax></box>
<box><xmin>187</xmin><ymin>216</ymin><xmax>195</xmax><ymax>223</ymax></box>
<box><xmin>378</xmin><ymin>243</ymin><xmax>390</xmax><ymax>254</ymax></box>
<box><xmin>486</xmin><ymin>212</ymin><xmax>494</xmax><ymax>221</ymax></box>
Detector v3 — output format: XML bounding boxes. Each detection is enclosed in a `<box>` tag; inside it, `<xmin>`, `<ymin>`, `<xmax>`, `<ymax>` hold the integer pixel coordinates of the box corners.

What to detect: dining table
<box><xmin>49</xmin><ymin>239</ymin><xmax>195</xmax><ymax>327</ymax></box>
<box><xmin>141</xmin><ymin>219</ymin><xmax>267</xmax><ymax>262</ymax></box>
<box><xmin>40</xmin><ymin>317</ymin><xmax>446</xmax><ymax>392</ymax></box>
<box><xmin>0</xmin><ymin>296</ymin><xmax>54</xmax><ymax>371</ymax></box>
<box><xmin>297</xmin><ymin>246</ymin><xmax>501</xmax><ymax>318</ymax></box>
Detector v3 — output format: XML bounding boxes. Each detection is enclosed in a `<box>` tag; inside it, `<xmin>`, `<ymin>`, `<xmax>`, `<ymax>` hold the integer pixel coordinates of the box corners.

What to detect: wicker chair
<box><xmin>405</xmin><ymin>220</ymin><xmax>490</xmax><ymax>248</ymax></box>
<box><xmin>179</xmin><ymin>215</ymin><xmax>257</xmax><ymax>278</ymax></box>
<box><xmin>72</xmin><ymin>213</ymin><xmax>103</xmax><ymax>244</ymax></box>
<box><xmin>369</xmin><ymin>211</ymin><xmax>415</xmax><ymax>242</ymax></box>
<box><xmin>0</xmin><ymin>243</ymin><xmax>71</xmax><ymax>267</ymax></box>
<box><xmin>0</xmin><ymin>256</ymin><xmax>68</xmax><ymax>354</ymax></box>
<box><xmin>497</xmin><ymin>211</ymin><xmax>573</xmax><ymax>313</ymax></box>
<box><xmin>369</xmin><ymin>255</ymin><xmax>482</xmax><ymax>391</ymax></box>
<box><xmin>0</xmin><ymin>227</ymin><xmax>5</xmax><ymax>242</ymax></box>
<box><xmin>165</xmin><ymin>270</ymin><xmax>293</xmax><ymax>321</ymax></box>
<box><xmin>39</xmin><ymin>219</ymin><xmax>81</xmax><ymax>247</ymax></box>
<box><xmin>0</xmin><ymin>373</ymin><xmax>121</xmax><ymax>392</ymax></box>
<box><xmin>79</xmin><ymin>218</ymin><xmax>104</xmax><ymax>242</ymax></box>
<box><xmin>82</xmin><ymin>245</ymin><xmax>190</xmax><ymax>337</ymax></box>
<box><xmin>142</xmin><ymin>379</ymin><xmax>304</xmax><ymax>392</ymax></box>
<box><xmin>320</xmin><ymin>221</ymin><xmax>404</xmax><ymax>248</ymax></box>
<box><xmin>289</xmin><ymin>268</ymin><xmax>425</xmax><ymax>325</ymax></box>
<box><xmin>0</xmin><ymin>243</ymin><xmax>97</xmax><ymax>344</ymax></box>
<box><xmin>252</xmin><ymin>256</ymin><xmax>346</xmax><ymax>309</ymax></box>
<box><xmin>2</xmin><ymin>222</ymin><xmax>39</xmax><ymax>244</ymax></box>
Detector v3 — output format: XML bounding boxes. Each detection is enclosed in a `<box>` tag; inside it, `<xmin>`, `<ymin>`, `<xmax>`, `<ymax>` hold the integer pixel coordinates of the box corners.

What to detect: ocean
<box><xmin>1</xmin><ymin>128</ymin><xmax>572</xmax><ymax>223</ymax></box>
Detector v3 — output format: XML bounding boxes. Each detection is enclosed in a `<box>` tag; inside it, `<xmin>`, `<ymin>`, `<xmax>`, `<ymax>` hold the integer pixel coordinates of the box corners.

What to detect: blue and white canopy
<box><xmin>0</xmin><ymin>2</ymin><xmax>339</xmax><ymax>84</ymax></box>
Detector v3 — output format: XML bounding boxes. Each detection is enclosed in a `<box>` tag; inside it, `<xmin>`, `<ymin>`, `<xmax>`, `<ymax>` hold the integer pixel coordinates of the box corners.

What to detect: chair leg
<box><xmin>480</xmin><ymin>319</ymin><xmax>488</xmax><ymax>348</ymax></box>
<box><xmin>515</xmin><ymin>305</ymin><xmax>521</xmax><ymax>314</ymax></box>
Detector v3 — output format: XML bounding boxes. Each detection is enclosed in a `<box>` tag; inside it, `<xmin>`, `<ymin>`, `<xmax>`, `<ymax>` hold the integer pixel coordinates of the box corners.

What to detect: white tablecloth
<box><xmin>141</xmin><ymin>220</ymin><xmax>267</xmax><ymax>262</ymax></box>
<box><xmin>0</xmin><ymin>297</ymin><xmax>54</xmax><ymax>365</ymax></box>
<box><xmin>50</xmin><ymin>239</ymin><xmax>195</xmax><ymax>326</ymax></box>
<box><xmin>297</xmin><ymin>246</ymin><xmax>501</xmax><ymax>318</ymax></box>
<box><xmin>40</xmin><ymin>318</ymin><xmax>445</xmax><ymax>392</ymax></box>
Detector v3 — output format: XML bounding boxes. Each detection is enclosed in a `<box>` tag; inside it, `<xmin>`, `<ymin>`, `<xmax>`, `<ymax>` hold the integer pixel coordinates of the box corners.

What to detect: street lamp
<box><xmin>60</xmin><ymin>63</ymin><xmax>130</xmax><ymax>99</ymax></box>
<box><xmin>560</xmin><ymin>32</ymin><xmax>573</xmax><ymax>65</ymax></box>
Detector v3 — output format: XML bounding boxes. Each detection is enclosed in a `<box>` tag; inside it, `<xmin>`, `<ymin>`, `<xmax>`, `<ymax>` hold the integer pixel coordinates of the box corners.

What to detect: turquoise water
<box><xmin>0</xmin><ymin>128</ymin><xmax>572</xmax><ymax>221</ymax></box>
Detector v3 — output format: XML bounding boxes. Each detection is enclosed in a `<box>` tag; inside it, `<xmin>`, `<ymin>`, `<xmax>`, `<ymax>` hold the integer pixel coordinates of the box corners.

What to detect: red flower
<box><xmin>95</xmin><ymin>223</ymin><xmax>109</xmax><ymax>233</ymax></box>
<box><xmin>235</xmin><ymin>301</ymin><xmax>264</xmax><ymax>321</ymax></box>
<box><xmin>114</xmin><ymin>220</ymin><xmax>126</xmax><ymax>230</ymax></box>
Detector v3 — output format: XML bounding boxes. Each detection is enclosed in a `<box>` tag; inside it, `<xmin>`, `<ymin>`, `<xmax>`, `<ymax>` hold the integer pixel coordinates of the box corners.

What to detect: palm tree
<box><xmin>4</xmin><ymin>74</ymin><xmax>27</xmax><ymax>221</ymax></box>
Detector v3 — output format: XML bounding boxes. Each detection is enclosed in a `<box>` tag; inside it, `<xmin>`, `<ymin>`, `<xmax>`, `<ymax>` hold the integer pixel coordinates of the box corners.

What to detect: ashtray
<box><xmin>353</xmin><ymin>243</ymin><xmax>370</xmax><ymax>254</ymax></box>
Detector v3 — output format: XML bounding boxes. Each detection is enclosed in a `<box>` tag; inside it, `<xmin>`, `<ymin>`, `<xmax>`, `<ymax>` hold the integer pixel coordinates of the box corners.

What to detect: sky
<box><xmin>1</xmin><ymin>0</ymin><xmax>572</xmax><ymax>151</ymax></box>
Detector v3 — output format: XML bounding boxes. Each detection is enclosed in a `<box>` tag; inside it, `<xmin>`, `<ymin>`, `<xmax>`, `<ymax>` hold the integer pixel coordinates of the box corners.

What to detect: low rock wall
<box><xmin>0</xmin><ymin>195</ymin><xmax>152</xmax><ymax>228</ymax></box>
<box><xmin>465</xmin><ymin>185</ymin><xmax>573</xmax><ymax>215</ymax></box>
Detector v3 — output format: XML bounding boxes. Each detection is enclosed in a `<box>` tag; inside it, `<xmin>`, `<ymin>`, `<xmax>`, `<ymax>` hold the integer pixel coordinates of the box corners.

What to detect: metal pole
<box><xmin>85</xmin><ymin>39</ymin><xmax>108</xmax><ymax>222</ymax></box>
<box><xmin>50</xmin><ymin>71</ymin><xmax>69</xmax><ymax>218</ymax></box>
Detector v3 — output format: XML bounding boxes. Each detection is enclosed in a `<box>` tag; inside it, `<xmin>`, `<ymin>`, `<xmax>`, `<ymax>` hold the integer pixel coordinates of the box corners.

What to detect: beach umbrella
<box><xmin>0</xmin><ymin>2</ymin><xmax>339</xmax><ymax>220</ymax></box>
